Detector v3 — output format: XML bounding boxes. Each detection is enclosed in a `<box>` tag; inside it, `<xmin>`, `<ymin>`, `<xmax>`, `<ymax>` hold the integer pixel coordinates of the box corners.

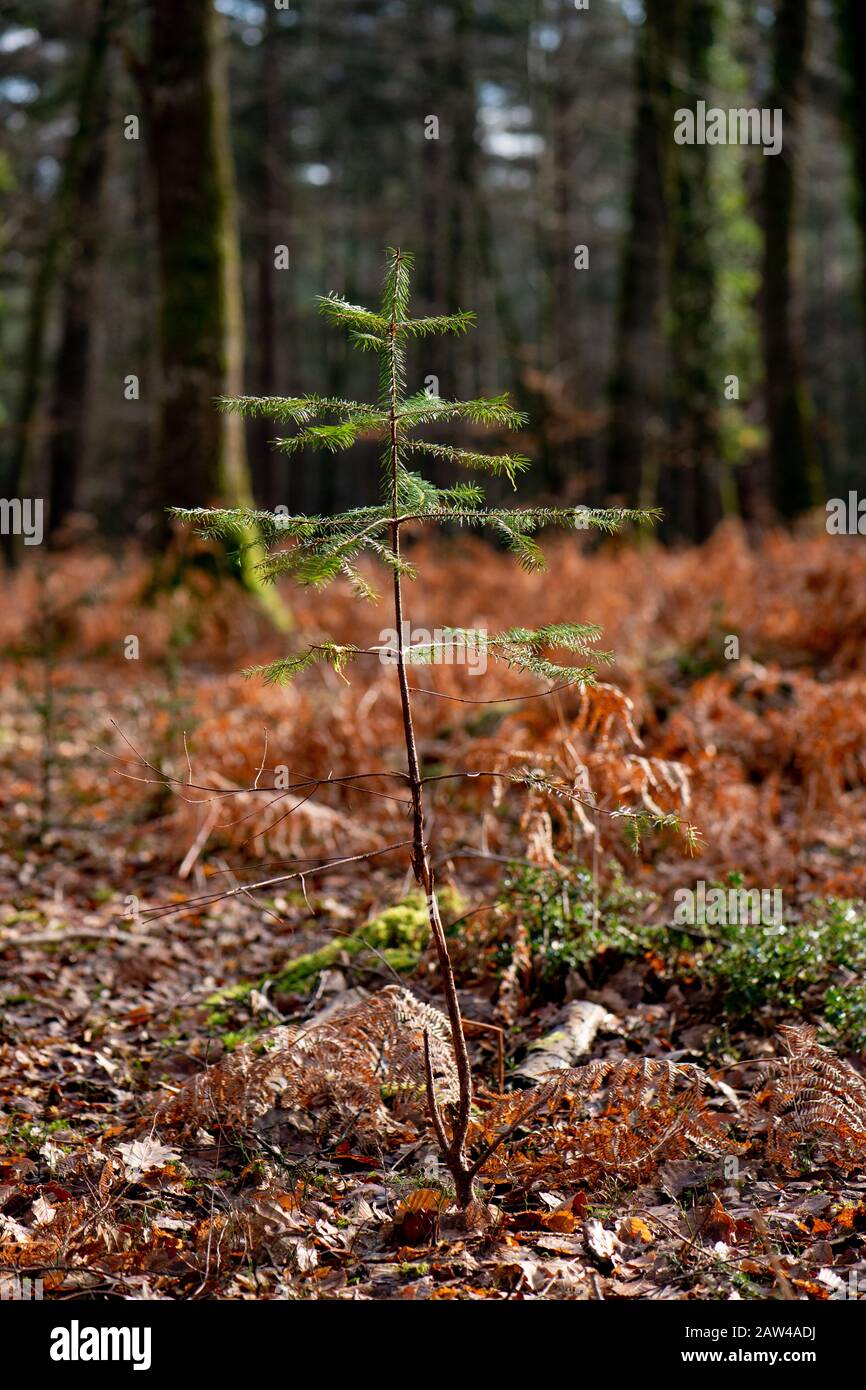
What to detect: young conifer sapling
<box><xmin>172</xmin><ymin>249</ymin><xmax>661</xmax><ymax>1208</ymax></box>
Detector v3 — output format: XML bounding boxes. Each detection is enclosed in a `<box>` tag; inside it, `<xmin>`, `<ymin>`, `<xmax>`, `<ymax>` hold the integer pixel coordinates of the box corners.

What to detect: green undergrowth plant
<box><xmin>169</xmin><ymin>248</ymin><xmax>660</xmax><ymax>1208</ymax></box>
<box><xmin>822</xmin><ymin>981</ymin><xmax>866</xmax><ymax>1053</ymax></box>
<box><xmin>496</xmin><ymin>863</ymin><xmax>659</xmax><ymax>994</ymax></box>
<box><xmin>498</xmin><ymin>872</ymin><xmax>866</xmax><ymax>1050</ymax></box>
<box><xmin>700</xmin><ymin>898</ymin><xmax>866</xmax><ymax>1040</ymax></box>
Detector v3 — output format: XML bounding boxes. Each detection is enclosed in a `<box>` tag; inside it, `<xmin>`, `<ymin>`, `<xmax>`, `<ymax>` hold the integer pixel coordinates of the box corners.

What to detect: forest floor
<box><xmin>3</xmin><ymin>521</ymin><xmax>866</xmax><ymax>1301</ymax></box>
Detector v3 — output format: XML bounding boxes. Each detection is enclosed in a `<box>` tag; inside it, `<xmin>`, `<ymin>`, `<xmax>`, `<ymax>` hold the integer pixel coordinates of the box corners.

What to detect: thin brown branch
<box><xmin>137</xmin><ymin>840</ymin><xmax>415</xmax><ymax>922</ymax></box>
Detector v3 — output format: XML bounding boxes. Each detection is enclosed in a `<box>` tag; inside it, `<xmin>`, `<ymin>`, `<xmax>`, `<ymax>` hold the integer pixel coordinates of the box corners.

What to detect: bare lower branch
<box><xmin>137</xmin><ymin>840</ymin><xmax>415</xmax><ymax>922</ymax></box>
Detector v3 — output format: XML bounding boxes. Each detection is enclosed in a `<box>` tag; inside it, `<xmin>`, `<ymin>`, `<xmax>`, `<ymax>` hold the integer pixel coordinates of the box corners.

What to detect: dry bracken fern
<box><xmin>155</xmin><ymin>986</ymin><xmax>459</xmax><ymax>1146</ymax></box>
<box><xmin>474</xmin><ymin>1054</ymin><xmax>740</xmax><ymax>1189</ymax></box>
<box><xmin>154</xmin><ymin>989</ymin><xmax>742</xmax><ymax>1185</ymax></box>
<box><xmin>752</xmin><ymin>1024</ymin><xmax>866</xmax><ymax>1173</ymax></box>
<box><xmin>155</xmin><ymin>986</ymin><xmax>866</xmax><ymax>1191</ymax></box>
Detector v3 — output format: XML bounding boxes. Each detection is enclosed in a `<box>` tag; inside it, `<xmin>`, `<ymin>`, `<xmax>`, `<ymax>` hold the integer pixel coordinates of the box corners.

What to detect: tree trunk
<box><xmin>835</xmin><ymin>0</ymin><xmax>866</xmax><ymax>358</ymax></box>
<box><xmin>1</xmin><ymin>0</ymin><xmax>116</xmax><ymax>561</ymax></box>
<box><xmin>762</xmin><ymin>0</ymin><xmax>821</xmax><ymax>517</ymax></box>
<box><xmin>606</xmin><ymin>0</ymin><xmax>667</xmax><ymax>506</ymax></box>
<box><xmin>47</xmin><ymin>15</ymin><xmax>113</xmax><ymax>538</ymax></box>
<box><xmin>660</xmin><ymin>0</ymin><xmax>723</xmax><ymax>541</ymax></box>
<box><xmin>251</xmin><ymin>3</ymin><xmax>279</xmax><ymax>509</ymax></box>
<box><xmin>146</xmin><ymin>0</ymin><xmax>252</xmax><ymax>534</ymax></box>
<box><xmin>539</xmin><ymin>1</ymin><xmax>580</xmax><ymax>493</ymax></box>
<box><xmin>446</xmin><ymin>0</ymin><xmax>478</xmax><ymax>401</ymax></box>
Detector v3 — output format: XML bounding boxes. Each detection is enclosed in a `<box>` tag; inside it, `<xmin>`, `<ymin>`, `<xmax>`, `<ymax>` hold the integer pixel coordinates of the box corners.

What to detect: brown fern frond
<box><xmin>752</xmin><ymin>1025</ymin><xmax>866</xmax><ymax>1173</ymax></box>
<box><xmin>575</xmin><ymin>683</ymin><xmax>644</xmax><ymax>748</ymax></box>
<box><xmin>152</xmin><ymin>990</ymin><xmax>742</xmax><ymax>1191</ymax></box>
<box><xmin>473</xmin><ymin>1055</ymin><xmax>740</xmax><ymax>1189</ymax></box>
<box><xmin>154</xmin><ymin>986</ymin><xmax>458</xmax><ymax>1147</ymax></box>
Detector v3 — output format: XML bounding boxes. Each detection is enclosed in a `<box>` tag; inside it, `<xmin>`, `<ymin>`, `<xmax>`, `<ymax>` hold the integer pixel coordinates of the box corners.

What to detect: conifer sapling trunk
<box><xmin>172</xmin><ymin>249</ymin><xmax>656</xmax><ymax>1208</ymax></box>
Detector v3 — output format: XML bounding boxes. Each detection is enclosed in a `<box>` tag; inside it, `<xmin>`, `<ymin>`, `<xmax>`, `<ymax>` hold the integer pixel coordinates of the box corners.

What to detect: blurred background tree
<box><xmin>1</xmin><ymin>0</ymin><xmax>864</xmax><ymax>555</ymax></box>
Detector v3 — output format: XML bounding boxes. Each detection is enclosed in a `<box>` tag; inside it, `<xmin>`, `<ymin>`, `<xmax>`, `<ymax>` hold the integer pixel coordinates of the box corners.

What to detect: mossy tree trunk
<box><xmin>145</xmin><ymin>0</ymin><xmax>251</xmax><ymax>534</ymax></box>
<box><xmin>762</xmin><ymin>0</ymin><xmax>821</xmax><ymax>517</ymax></box>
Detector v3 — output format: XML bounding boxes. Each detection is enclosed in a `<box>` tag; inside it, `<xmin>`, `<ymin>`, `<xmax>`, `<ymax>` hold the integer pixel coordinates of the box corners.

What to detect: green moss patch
<box><xmin>207</xmin><ymin>887</ymin><xmax>463</xmax><ymax>1006</ymax></box>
